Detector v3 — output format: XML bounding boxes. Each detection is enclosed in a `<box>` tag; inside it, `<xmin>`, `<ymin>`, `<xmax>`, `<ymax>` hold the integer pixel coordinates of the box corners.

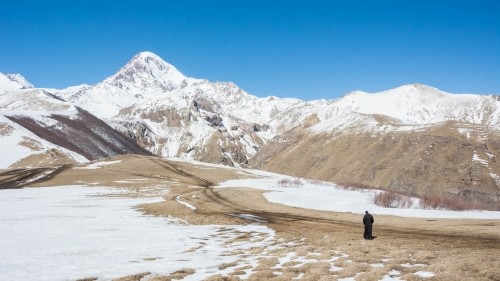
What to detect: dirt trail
<box><xmin>0</xmin><ymin>166</ymin><xmax>67</xmax><ymax>189</ymax></box>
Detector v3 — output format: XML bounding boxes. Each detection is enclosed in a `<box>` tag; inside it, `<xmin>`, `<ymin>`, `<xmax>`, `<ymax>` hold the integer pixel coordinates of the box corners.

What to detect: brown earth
<box><xmin>2</xmin><ymin>155</ymin><xmax>499</xmax><ymax>280</ymax></box>
<box><xmin>250</xmin><ymin>121</ymin><xmax>500</xmax><ymax>210</ymax></box>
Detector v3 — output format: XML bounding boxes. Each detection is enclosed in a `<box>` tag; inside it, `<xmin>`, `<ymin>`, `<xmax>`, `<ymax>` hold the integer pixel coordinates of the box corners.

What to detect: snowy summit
<box><xmin>103</xmin><ymin>51</ymin><xmax>188</xmax><ymax>92</ymax></box>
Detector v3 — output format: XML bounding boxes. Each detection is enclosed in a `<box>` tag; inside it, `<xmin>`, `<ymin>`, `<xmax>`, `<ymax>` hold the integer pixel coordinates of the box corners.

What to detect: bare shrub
<box><xmin>420</xmin><ymin>194</ymin><xmax>478</xmax><ymax>211</ymax></box>
<box><xmin>373</xmin><ymin>190</ymin><xmax>414</xmax><ymax>208</ymax></box>
<box><xmin>374</xmin><ymin>190</ymin><xmax>495</xmax><ymax>211</ymax></box>
<box><xmin>338</xmin><ymin>182</ymin><xmax>377</xmax><ymax>191</ymax></box>
<box><xmin>305</xmin><ymin>179</ymin><xmax>328</xmax><ymax>186</ymax></box>
<box><xmin>277</xmin><ymin>178</ymin><xmax>304</xmax><ymax>188</ymax></box>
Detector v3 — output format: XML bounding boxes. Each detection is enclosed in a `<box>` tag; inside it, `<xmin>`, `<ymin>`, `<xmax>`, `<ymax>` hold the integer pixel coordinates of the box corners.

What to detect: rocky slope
<box><xmin>54</xmin><ymin>52</ymin><xmax>303</xmax><ymax>166</ymax></box>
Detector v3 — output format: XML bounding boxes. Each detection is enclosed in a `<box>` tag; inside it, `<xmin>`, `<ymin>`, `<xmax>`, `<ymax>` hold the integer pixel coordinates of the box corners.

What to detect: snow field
<box><xmin>216</xmin><ymin>173</ymin><xmax>500</xmax><ymax>219</ymax></box>
<box><xmin>0</xmin><ymin>184</ymin><xmax>440</xmax><ymax>280</ymax></box>
<box><xmin>0</xmin><ymin>185</ymin><xmax>352</xmax><ymax>280</ymax></box>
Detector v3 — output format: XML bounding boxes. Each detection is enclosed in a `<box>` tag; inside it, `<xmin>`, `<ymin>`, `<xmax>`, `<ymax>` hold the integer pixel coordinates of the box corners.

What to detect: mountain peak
<box><xmin>0</xmin><ymin>73</ymin><xmax>34</xmax><ymax>92</ymax></box>
<box><xmin>133</xmin><ymin>51</ymin><xmax>164</xmax><ymax>61</ymax></box>
<box><xmin>393</xmin><ymin>83</ymin><xmax>444</xmax><ymax>95</ymax></box>
<box><xmin>103</xmin><ymin>51</ymin><xmax>187</xmax><ymax>92</ymax></box>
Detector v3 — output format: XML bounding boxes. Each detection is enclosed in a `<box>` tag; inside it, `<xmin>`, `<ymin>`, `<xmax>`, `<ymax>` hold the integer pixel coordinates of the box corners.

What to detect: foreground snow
<box><xmin>217</xmin><ymin>171</ymin><xmax>500</xmax><ymax>220</ymax></box>
<box><xmin>0</xmin><ymin>186</ymin><xmax>276</xmax><ymax>281</ymax></box>
<box><xmin>0</xmin><ymin>182</ymin><xmax>440</xmax><ymax>280</ymax></box>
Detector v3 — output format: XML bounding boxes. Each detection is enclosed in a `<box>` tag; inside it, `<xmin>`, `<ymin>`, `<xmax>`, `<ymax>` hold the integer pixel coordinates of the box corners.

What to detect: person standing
<box><xmin>363</xmin><ymin>211</ymin><xmax>374</xmax><ymax>239</ymax></box>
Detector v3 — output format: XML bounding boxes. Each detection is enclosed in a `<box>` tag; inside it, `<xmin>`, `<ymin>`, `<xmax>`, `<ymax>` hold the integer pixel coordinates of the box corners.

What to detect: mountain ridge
<box><xmin>0</xmin><ymin>73</ymin><xmax>34</xmax><ymax>92</ymax></box>
<box><xmin>1</xmin><ymin>51</ymin><xmax>499</xmax><ymax>207</ymax></box>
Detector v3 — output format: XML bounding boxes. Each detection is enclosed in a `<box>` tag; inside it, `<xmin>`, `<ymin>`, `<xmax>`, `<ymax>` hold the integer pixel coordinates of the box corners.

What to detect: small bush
<box><xmin>419</xmin><ymin>194</ymin><xmax>478</xmax><ymax>211</ymax></box>
<box><xmin>277</xmin><ymin>178</ymin><xmax>304</xmax><ymax>188</ymax></box>
<box><xmin>338</xmin><ymin>182</ymin><xmax>377</xmax><ymax>191</ymax></box>
<box><xmin>373</xmin><ymin>190</ymin><xmax>414</xmax><ymax>208</ymax></box>
<box><xmin>306</xmin><ymin>179</ymin><xmax>328</xmax><ymax>186</ymax></box>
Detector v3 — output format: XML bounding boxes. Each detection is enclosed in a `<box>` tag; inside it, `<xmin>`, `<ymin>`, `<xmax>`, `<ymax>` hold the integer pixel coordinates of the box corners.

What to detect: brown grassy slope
<box><xmin>25</xmin><ymin>154</ymin><xmax>247</xmax><ymax>189</ymax></box>
<box><xmin>250</xmin><ymin>122</ymin><xmax>500</xmax><ymax>208</ymax></box>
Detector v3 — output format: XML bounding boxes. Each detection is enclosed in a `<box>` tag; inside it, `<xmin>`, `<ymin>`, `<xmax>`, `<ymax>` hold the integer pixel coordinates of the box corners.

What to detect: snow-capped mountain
<box><xmin>1</xmin><ymin>51</ymin><xmax>499</xmax><ymax>207</ymax></box>
<box><xmin>53</xmin><ymin>52</ymin><xmax>304</xmax><ymax>165</ymax></box>
<box><xmin>104</xmin><ymin>51</ymin><xmax>188</xmax><ymax>92</ymax></box>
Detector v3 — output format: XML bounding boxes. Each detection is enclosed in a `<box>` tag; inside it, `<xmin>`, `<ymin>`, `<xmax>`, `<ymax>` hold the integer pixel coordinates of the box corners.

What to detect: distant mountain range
<box><xmin>1</xmin><ymin>51</ymin><xmax>499</xmax><ymax>207</ymax></box>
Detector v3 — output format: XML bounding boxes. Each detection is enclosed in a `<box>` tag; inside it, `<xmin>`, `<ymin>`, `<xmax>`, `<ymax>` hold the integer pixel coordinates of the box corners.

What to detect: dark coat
<box><xmin>363</xmin><ymin>213</ymin><xmax>374</xmax><ymax>225</ymax></box>
<box><xmin>363</xmin><ymin>213</ymin><xmax>374</xmax><ymax>239</ymax></box>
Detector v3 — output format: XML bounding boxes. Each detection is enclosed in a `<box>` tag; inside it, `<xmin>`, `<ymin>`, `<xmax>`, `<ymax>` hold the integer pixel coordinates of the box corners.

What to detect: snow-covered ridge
<box><xmin>29</xmin><ymin>51</ymin><xmax>499</xmax><ymax>130</ymax></box>
<box><xmin>335</xmin><ymin>83</ymin><xmax>498</xmax><ymax>125</ymax></box>
<box><xmin>303</xmin><ymin>83</ymin><xmax>499</xmax><ymax>134</ymax></box>
<box><xmin>0</xmin><ymin>73</ymin><xmax>34</xmax><ymax>92</ymax></box>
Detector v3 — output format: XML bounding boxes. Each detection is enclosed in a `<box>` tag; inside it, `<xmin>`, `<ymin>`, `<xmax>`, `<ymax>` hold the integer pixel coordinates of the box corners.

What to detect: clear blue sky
<box><xmin>1</xmin><ymin>1</ymin><xmax>499</xmax><ymax>100</ymax></box>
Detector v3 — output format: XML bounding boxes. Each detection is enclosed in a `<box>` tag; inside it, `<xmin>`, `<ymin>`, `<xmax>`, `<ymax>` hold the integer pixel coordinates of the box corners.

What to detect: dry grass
<box><xmin>0</xmin><ymin>122</ymin><xmax>14</xmax><ymax>136</ymax></box>
<box><xmin>19</xmin><ymin>137</ymin><xmax>43</xmax><ymax>151</ymax></box>
<box><xmin>219</xmin><ymin>261</ymin><xmax>239</xmax><ymax>270</ymax></box>
<box><xmin>111</xmin><ymin>272</ymin><xmax>150</xmax><ymax>281</ymax></box>
<box><xmin>205</xmin><ymin>274</ymin><xmax>242</xmax><ymax>281</ymax></box>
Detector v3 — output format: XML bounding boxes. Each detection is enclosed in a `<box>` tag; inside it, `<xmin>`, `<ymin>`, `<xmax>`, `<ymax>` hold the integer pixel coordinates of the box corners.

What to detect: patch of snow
<box><xmin>175</xmin><ymin>195</ymin><xmax>197</xmax><ymax>210</ymax></box>
<box><xmin>490</xmin><ymin>173</ymin><xmax>500</xmax><ymax>187</ymax></box>
<box><xmin>415</xmin><ymin>271</ymin><xmax>436</xmax><ymax>278</ymax></box>
<box><xmin>472</xmin><ymin>151</ymin><xmax>488</xmax><ymax>166</ymax></box>
<box><xmin>229</xmin><ymin>213</ymin><xmax>267</xmax><ymax>223</ymax></box>
<box><xmin>73</xmin><ymin>160</ymin><xmax>122</xmax><ymax>169</ymax></box>
<box><xmin>330</xmin><ymin>265</ymin><xmax>343</xmax><ymax>272</ymax></box>
<box><xmin>401</xmin><ymin>263</ymin><xmax>427</xmax><ymax>267</ymax></box>
<box><xmin>293</xmin><ymin>272</ymin><xmax>304</xmax><ymax>279</ymax></box>
<box><xmin>381</xmin><ymin>269</ymin><xmax>403</xmax><ymax>281</ymax></box>
<box><xmin>0</xmin><ymin>185</ymin><xmax>279</xmax><ymax>281</ymax></box>
<box><xmin>272</xmin><ymin>252</ymin><xmax>297</xmax><ymax>269</ymax></box>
